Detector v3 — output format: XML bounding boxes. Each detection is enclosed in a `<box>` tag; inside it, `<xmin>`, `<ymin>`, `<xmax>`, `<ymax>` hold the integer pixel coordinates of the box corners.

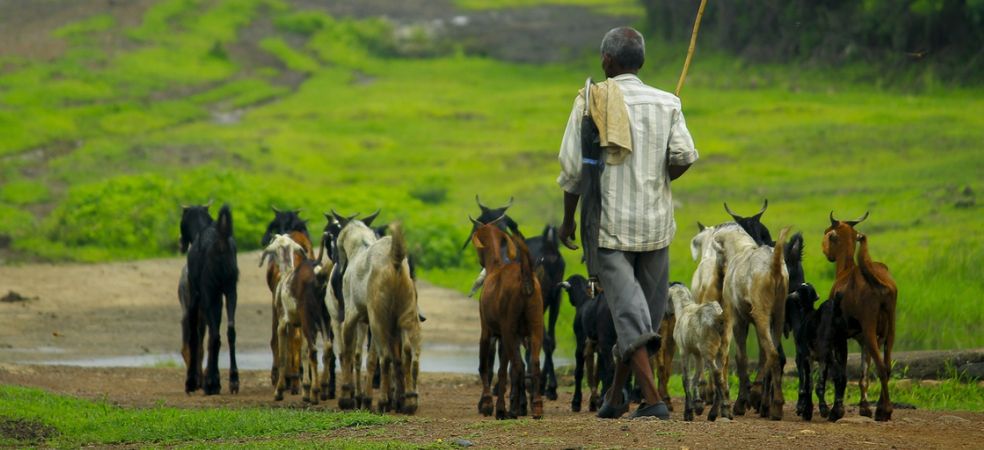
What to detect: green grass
<box><xmin>0</xmin><ymin>385</ymin><xmax>395</xmax><ymax>447</ymax></box>
<box><xmin>0</xmin><ymin>0</ymin><xmax>981</xmax><ymax>355</ymax></box>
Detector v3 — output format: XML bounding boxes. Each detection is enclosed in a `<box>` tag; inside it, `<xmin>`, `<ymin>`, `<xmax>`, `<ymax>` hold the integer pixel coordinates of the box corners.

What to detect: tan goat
<box><xmin>714</xmin><ymin>226</ymin><xmax>790</xmax><ymax>420</ymax></box>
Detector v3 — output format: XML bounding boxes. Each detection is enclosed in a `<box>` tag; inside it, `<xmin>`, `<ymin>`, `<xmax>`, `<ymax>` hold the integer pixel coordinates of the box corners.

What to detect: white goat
<box><xmin>672</xmin><ymin>282</ymin><xmax>731</xmax><ymax>421</ymax></box>
<box><xmin>335</xmin><ymin>215</ymin><xmax>421</xmax><ymax>414</ymax></box>
<box><xmin>715</xmin><ymin>225</ymin><xmax>790</xmax><ymax>420</ymax></box>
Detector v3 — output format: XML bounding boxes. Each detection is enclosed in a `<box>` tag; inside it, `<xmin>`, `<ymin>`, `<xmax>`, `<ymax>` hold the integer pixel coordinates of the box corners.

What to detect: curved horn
<box><xmin>362</xmin><ymin>209</ymin><xmax>381</xmax><ymax>227</ymax></box>
<box><xmin>271</xmin><ymin>205</ymin><xmax>281</xmax><ymax>213</ymax></box>
<box><xmin>829</xmin><ymin>211</ymin><xmax>838</xmax><ymax>227</ymax></box>
<box><xmin>476</xmin><ymin>194</ymin><xmax>490</xmax><ymax>213</ymax></box>
<box><xmin>180</xmin><ymin>203</ymin><xmax>190</xmax><ymax>209</ymax></box>
<box><xmin>846</xmin><ymin>211</ymin><xmax>869</xmax><ymax>227</ymax></box>
<box><xmin>754</xmin><ymin>199</ymin><xmax>768</xmax><ymax>218</ymax></box>
<box><xmin>697</xmin><ymin>221</ymin><xmax>706</xmax><ymax>231</ymax></box>
<box><xmin>331</xmin><ymin>209</ymin><xmax>358</xmax><ymax>227</ymax></box>
<box><xmin>723</xmin><ymin>202</ymin><xmax>741</xmax><ymax>220</ymax></box>
<box><xmin>205</xmin><ymin>199</ymin><xmax>214</xmax><ymax>208</ymax></box>
<box><xmin>468</xmin><ymin>215</ymin><xmax>483</xmax><ymax>227</ymax></box>
<box><xmin>503</xmin><ymin>196</ymin><xmax>514</xmax><ymax>210</ymax></box>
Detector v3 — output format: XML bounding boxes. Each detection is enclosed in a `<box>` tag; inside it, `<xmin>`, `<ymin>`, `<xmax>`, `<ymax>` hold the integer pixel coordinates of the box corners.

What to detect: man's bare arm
<box><xmin>558</xmin><ymin>191</ymin><xmax>580</xmax><ymax>250</ymax></box>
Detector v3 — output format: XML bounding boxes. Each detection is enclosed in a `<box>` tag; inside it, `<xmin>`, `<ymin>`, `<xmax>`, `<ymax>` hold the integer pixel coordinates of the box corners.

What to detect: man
<box><xmin>557</xmin><ymin>26</ymin><xmax>698</xmax><ymax>419</ymax></box>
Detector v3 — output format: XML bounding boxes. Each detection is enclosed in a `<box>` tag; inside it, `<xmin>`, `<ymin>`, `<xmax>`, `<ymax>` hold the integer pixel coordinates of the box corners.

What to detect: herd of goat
<box><xmin>177</xmin><ymin>197</ymin><xmax>898</xmax><ymax>423</ymax></box>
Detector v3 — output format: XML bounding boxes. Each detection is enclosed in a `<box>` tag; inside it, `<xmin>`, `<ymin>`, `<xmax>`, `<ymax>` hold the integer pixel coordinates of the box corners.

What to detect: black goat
<box><xmin>786</xmin><ymin>285</ymin><xmax>850</xmax><ymax>422</ymax></box>
<box><xmin>525</xmin><ymin>224</ymin><xmax>566</xmax><ymax>400</ymax></box>
<box><xmin>261</xmin><ymin>207</ymin><xmax>311</xmax><ymax>248</ymax></box>
<box><xmin>178</xmin><ymin>203</ymin><xmax>212</xmax><ymax>390</ymax></box>
<box><xmin>184</xmin><ymin>204</ymin><xmax>240</xmax><ymax>395</ymax></box>
<box><xmin>562</xmin><ymin>274</ymin><xmax>616</xmax><ymax>413</ymax></box>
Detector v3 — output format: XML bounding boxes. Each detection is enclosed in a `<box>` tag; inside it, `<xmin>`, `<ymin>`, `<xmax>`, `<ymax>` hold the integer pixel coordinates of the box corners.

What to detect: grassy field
<box><xmin>0</xmin><ymin>0</ymin><xmax>981</xmax><ymax>357</ymax></box>
<box><xmin>0</xmin><ymin>385</ymin><xmax>396</xmax><ymax>447</ymax></box>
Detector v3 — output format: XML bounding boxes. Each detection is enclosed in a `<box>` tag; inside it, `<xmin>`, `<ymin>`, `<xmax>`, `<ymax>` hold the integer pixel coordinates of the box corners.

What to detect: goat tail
<box><xmin>389</xmin><ymin>221</ymin><xmax>408</xmax><ymax>272</ymax></box>
<box><xmin>773</xmin><ymin>226</ymin><xmax>792</xmax><ymax>315</ymax></box>
<box><xmin>511</xmin><ymin>231</ymin><xmax>536</xmax><ymax>296</ymax></box>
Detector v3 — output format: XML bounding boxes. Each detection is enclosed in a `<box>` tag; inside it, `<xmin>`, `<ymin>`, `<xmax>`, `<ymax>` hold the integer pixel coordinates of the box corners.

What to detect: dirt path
<box><xmin>0</xmin><ymin>251</ymin><xmax>478</xmax><ymax>366</ymax></box>
<box><xmin>2</xmin><ymin>257</ymin><xmax>983</xmax><ymax>448</ymax></box>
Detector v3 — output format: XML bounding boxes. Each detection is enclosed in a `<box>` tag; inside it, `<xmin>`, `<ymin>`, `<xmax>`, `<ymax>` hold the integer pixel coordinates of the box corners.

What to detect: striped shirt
<box><xmin>557</xmin><ymin>74</ymin><xmax>698</xmax><ymax>252</ymax></box>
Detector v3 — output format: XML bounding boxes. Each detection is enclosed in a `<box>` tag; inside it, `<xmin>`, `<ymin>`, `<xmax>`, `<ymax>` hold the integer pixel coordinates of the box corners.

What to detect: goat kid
<box><xmin>562</xmin><ymin>275</ymin><xmax>615</xmax><ymax>413</ymax></box>
<box><xmin>672</xmin><ymin>282</ymin><xmax>732</xmax><ymax>421</ymax></box>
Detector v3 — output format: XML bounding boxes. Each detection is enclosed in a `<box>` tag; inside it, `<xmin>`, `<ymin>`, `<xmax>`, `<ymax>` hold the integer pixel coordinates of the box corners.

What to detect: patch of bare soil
<box><xmin>0</xmin><ymin>417</ymin><xmax>57</xmax><ymax>443</ymax></box>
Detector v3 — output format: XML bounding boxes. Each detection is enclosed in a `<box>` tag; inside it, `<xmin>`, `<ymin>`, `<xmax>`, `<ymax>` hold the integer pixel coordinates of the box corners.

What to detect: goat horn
<box><xmin>475</xmin><ymin>194</ymin><xmax>490</xmax><ymax>213</ymax></box>
<box><xmin>723</xmin><ymin>202</ymin><xmax>741</xmax><ymax>220</ymax></box>
<box><xmin>180</xmin><ymin>203</ymin><xmax>190</xmax><ymax>209</ymax></box>
<box><xmin>205</xmin><ymin>199</ymin><xmax>214</xmax><ymax>208</ymax></box>
<box><xmin>829</xmin><ymin>211</ymin><xmax>838</xmax><ymax>227</ymax></box>
<box><xmin>468</xmin><ymin>215</ymin><xmax>483</xmax><ymax>227</ymax></box>
<box><xmin>846</xmin><ymin>211</ymin><xmax>869</xmax><ymax>227</ymax></box>
<box><xmin>697</xmin><ymin>221</ymin><xmax>706</xmax><ymax>231</ymax></box>
<box><xmin>271</xmin><ymin>205</ymin><xmax>281</xmax><ymax>213</ymax></box>
<box><xmin>754</xmin><ymin>199</ymin><xmax>768</xmax><ymax>218</ymax></box>
<box><xmin>503</xmin><ymin>196</ymin><xmax>514</xmax><ymax>210</ymax></box>
<box><xmin>362</xmin><ymin>209</ymin><xmax>381</xmax><ymax>227</ymax></box>
<box><xmin>331</xmin><ymin>209</ymin><xmax>356</xmax><ymax>227</ymax></box>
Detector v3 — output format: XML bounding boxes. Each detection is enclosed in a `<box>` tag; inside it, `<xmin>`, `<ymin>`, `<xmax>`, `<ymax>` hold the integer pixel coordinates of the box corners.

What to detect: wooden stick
<box><xmin>675</xmin><ymin>0</ymin><xmax>708</xmax><ymax>96</ymax></box>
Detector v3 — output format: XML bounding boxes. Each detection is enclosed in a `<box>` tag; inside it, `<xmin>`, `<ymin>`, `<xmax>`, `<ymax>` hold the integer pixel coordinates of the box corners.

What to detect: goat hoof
<box><xmin>203</xmin><ymin>381</ymin><xmax>221</xmax><ymax>396</ymax></box>
<box><xmin>589</xmin><ymin>395</ymin><xmax>601</xmax><ymax>412</ymax></box>
<box><xmin>818</xmin><ymin>404</ymin><xmax>830</xmax><ymax>418</ymax></box>
<box><xmin>684</xmin><ymin>409</ymin><xmax>694</xmax><ymax>422</ymax></box>
<box><xmin>829</xmin><ymin>403</ymin><xmax>845</xmax><ymax>422</ymax></box>
<box><xmin>185</xmin><ymin>377</ymin><xmax>199</xmax><ymax>394</ymax></box>
<box><xmin>695</xmin><ymin>403</ymin><xmax>705</xmax><ymax>416</ymax></box>
<box><xmin>545</xmin><ymin>388</ymin><xmax>558</xmax><ymax>401</ymax></box>
<box><xmin>339</xmin><ymin>397</ymin><xmax>356</xmax><ymax>410</ymax></box>
<box><xmin>859</xmin><ymin>403</ymin><xmax>873</xmax><ymax>417</ymax></box>
<box><xmin>401</xmin><ymin>392</ymin><xmax>419</xmax><ymax>415</ymax></box>
<box><xmin>495</xmin><ymin>409</ymin><xmax>507</xmax><ymax>420</ymax></box>
<box><xmin>733</xmin><ymin>400</ymin><xmax>746</xmax><ymax>416</ymax></box>
<box><xmin>478</xmin><ymin>395</ymin><xmax>494</xmax><ymax>416</ymax></box>
<box><xmin>532</xmin><ymin>399</ymin><xmax>544</xmax><ymax>419</ymax></box>
<box><xmin>274</xmin><ymin>390</ymin><xmax>285</xmax><ymax>401</ymax></box>
<box><xmin>875</xmin><ymin>407</ymin><xmax>892</xmax><ymax>422</ymax></box>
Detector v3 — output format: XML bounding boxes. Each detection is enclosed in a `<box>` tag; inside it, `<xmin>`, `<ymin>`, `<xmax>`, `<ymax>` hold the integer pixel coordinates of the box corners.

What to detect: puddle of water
<box><xmin>24</xmin><ymin>344</ymin><xmax>569</xmax><ymax>374</ymax></box>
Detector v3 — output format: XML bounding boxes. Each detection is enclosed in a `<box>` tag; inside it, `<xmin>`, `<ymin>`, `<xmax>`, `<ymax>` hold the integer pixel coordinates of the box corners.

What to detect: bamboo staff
<box><xmin>675</xmin><ymin>0</ymin><xmax>708</xmax><ymax>96</ymax></box>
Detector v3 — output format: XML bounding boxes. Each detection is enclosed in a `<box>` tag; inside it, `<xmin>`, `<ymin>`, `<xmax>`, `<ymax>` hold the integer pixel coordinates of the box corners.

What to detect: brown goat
<box><xmin>266</xmin><ymin>230</ymin><xmax>314</xmax><ymax>393</ymax></box>
<box><xmin>471</xmin><ymin>217</ymin><xmax>545</xmax><ymax>420</ymax></box>
<box><xmin>260</xmin><ymin>234</ymin><xmax>332</xmax><ymax>404</ymax></box>
<box><xmin>822</xmin><ymin>211</ymin><xmax>897</xmax><ymax>421</ymax></box>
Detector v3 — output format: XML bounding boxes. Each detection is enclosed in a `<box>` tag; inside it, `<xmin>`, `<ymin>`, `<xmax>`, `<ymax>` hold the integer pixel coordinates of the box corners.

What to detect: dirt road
<box><xmin>2</xmin><ymin>256</ymin><xmax>983</xmax><ymax>448</ymax></box>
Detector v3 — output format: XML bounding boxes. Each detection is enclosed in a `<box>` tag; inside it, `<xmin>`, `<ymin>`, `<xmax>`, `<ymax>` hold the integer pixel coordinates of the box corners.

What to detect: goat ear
<box><xmin>258</xmin><ymin>250</ymin><xmax>271</xmax><ymax>267</ymax></box>
<box><xmin>505</xmin><ymin>235</ymin><xmax>517</xmax><ymax>261</ymax></box>
<box><xmin>471</xmin><ymin>232</ymin><xmax>484</xmax><ymax>249</ymax></box>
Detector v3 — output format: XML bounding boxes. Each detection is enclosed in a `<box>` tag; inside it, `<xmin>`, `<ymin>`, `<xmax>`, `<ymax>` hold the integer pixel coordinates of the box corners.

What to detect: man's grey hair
<box><xmin>600</xmin><ymin>27</ymin><xmax>645</xmax><ymax>70</ymax></box>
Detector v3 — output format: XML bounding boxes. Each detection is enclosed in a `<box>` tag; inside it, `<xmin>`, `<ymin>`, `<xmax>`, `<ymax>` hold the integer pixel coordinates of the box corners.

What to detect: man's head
<box><xmin>601</xmin><ymin>27</ymin><xmax>645</xmax><ymax>77</ymax></box>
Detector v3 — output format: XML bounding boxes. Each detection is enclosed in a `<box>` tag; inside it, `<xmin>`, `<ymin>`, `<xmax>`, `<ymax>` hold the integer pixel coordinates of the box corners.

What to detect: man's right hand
<box><xmin>559</xmin><ymin>220</ymin><xmax>579</xmax><ymax>250</ymax></box>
